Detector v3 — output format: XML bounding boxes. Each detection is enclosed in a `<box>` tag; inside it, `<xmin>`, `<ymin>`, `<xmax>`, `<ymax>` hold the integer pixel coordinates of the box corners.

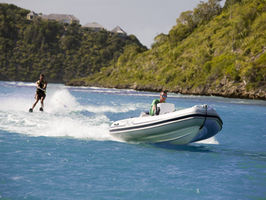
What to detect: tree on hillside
<box><xmin>193</xmin><ymin>0</ymin><xmax>222</xmax><ymax>25</ymax></box>
<box><xmin>177</xmin><ymin>11</ymin><xmax>196</xmax><ymax>32</ymax></box>
<box><xmin>224</xmin><ymin>0</ymin><xmax>242</xmax><ymax>8</ymax></box>
<box><xmin>168</xmin><ymin>0</ymin><xmax>222</xmax><ymax>46</ymax></box>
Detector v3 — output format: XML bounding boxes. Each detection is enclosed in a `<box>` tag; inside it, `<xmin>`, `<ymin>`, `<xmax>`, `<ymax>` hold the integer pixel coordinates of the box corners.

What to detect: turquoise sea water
<box><xmin>0</xmin><ymin>81</ymin><xmax>265</xmax><ymax>200</ymax></box>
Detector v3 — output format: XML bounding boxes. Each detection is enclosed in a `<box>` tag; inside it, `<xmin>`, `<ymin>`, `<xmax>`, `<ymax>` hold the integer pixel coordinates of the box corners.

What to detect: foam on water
<box><xmin>46</xmin><ymin>88</ymin><xmax>144</xmax><ymax>114</ymax></box>
<box><xmin>195</xmin><ymin>136</ymin><xmax>219</xmax><ymax>145</ymax></box>
<box><xmin>0</xmin><ymin>88</ymin><xmax>119</xmax><ymax>142</ymax></box>
<box><xmin>45</xmin><ymin>89</ymin><xmax>80</xmax><ymax>113</ymax></box>
<box><xmin>4</xmin><ymin>81</ymin><xmax>36</xmax><ymax>87</ymax></box>
<box><xmin>84</xmin><ymin>103</ymin><xmax>144</xmax><ymax>113</ymax></box>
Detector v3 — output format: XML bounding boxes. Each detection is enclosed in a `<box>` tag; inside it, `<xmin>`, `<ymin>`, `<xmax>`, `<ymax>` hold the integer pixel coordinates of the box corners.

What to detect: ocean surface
<box><xmin>0</xmin><ymin>81</ymin><xmax>265</xmax><ymax>200</ymax></box>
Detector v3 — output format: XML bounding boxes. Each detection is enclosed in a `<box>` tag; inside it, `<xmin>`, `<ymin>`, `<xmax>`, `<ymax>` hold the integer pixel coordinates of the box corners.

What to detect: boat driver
<box><xmin>149</xmin><ymin>91</ymin><xmax>167</xmax><ymax>116</ymax></box>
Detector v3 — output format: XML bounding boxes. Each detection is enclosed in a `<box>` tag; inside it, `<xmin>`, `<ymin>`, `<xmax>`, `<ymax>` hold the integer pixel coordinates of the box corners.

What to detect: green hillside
<box><xmin>69</xmin><ymin>0</ymin><xmax>266</xmax><ymax>99</ymax></box>
<box><xmin>0</xmin><ymin>3</ymin><xmax>146</xmax><ymax>82</ymax></box>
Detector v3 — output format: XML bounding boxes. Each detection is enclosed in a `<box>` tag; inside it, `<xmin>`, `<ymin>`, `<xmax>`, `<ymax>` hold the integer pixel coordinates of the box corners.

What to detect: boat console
<box><xmin>157</xmin><ymin>103</ymin><xmax>175</xmax><ymax>115</ymax></box>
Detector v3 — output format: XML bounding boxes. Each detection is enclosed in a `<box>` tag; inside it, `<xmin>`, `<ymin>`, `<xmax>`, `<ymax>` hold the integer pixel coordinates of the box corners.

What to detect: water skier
<box><xmin>29</xmin><ymin>74</ymin><xmax>47</xmax><ymax>112</ymax></box>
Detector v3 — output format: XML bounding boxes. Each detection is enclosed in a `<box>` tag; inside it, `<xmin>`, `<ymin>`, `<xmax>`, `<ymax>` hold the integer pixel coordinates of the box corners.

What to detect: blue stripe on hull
<box><xmin>190</xmin><ymin>118</ymin><xmax>222</xmax><ymax>143</ymax></box>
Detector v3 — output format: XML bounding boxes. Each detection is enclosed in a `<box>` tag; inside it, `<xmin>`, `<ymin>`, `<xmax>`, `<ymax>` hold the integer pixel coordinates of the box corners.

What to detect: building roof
<box><xmin>27</xmin><ymin>11</ymin><xmax>38</xmax><ymax>16</ymax></box>
<box><xmin>83</xmin><ymin>22</ymin><xmax>104</xmax><ymax>29</ymax></box>
<box><xmin>40</xmin><ymin>14</ymin><xmax>79</xmax><ymax>23</ymax></box>
<box><xmin>111</xmin><ymin>26</ymin><xmax>127</xmax><ymax>34</ymax></box>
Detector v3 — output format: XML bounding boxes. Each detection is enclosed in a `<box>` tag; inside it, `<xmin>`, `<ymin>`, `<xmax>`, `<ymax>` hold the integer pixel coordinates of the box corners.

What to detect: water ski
<box><xmin>29</xmin><ymin>108</ymin><xmax>33</xmax><ymax>112</ymax></box>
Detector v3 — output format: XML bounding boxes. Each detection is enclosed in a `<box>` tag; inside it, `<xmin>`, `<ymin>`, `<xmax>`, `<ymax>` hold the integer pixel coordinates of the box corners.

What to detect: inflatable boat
<box><xmin>110</xmin><ymin>103</ymin><xmax>223</xmax><ymax>145</ymax></box>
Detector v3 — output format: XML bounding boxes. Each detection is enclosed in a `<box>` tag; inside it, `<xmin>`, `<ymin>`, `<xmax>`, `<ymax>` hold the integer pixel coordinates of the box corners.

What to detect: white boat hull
<box><xmin>110</xmin><ymin>105</ymin><xmax>223</xmax><ymax>145</ymax></box>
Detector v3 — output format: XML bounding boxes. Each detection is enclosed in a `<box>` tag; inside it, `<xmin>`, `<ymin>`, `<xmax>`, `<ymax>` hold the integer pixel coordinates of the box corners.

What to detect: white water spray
<box><xmin>0</xmin><ymin>88</ymin><xmax>118</xmax><ymax>141</ymax></box>
<box><xmin>196</xmin><ymin>137</ymin><xmax>219</xmax><ymax>145</ymax></box>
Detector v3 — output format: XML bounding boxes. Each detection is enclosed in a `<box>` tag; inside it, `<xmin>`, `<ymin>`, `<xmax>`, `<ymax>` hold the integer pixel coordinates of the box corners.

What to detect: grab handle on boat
<box><xmin>155</xmin><ymin>107</ymin><xmax>160</xmax><ymax>115</ymax></box>
<box><xmin>199</xmin><ymin>104</ymin><xmax>208</xmax><ymax>130</ymax></box>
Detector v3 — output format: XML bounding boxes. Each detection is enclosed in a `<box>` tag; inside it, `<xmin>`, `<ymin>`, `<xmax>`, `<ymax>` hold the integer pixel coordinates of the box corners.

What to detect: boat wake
<box><xmin>0</xmin><ymin>84</ymin><xmax>219</xmax><ymax>145</ymax></box>
<box><xmin>0</xmin><ymin>88</ymin><xmax>120</xmax><ymax>142</ymax></box>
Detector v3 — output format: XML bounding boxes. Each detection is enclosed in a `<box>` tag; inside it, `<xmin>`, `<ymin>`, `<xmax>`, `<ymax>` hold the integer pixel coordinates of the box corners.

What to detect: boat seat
<box><xmin>157</xmin><ymin>103</ymin><xmax>175</xmax><ymax>115</ymax></box>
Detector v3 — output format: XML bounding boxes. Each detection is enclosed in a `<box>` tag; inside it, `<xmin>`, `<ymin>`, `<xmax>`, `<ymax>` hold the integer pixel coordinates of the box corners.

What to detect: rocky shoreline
<box><xmin>67</xmin><ymin>80</ymin><xmax>266</xmax><ymax>100</ymax></box>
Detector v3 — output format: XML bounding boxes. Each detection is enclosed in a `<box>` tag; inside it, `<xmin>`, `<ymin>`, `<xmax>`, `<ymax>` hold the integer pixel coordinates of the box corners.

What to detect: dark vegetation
<box><xmin>0</xmin><ymin>3</ymin><xmax>146</xmax><ymax>82</ymax></box>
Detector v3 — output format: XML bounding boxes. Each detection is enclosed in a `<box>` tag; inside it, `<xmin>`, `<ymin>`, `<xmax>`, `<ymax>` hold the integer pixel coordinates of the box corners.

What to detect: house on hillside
<box><xmin>83</xmin><ymin>22</ymin><xmax>105</xmax><ymax>31</ymax></box>
<box><xmin>40</xmin><ymin>14</ymin><xmax>80</xmax><ymax>24</ymax></box>
<box><xmin>111</xmin><ymin>26</ymin><xmax>127</xmax><ymax>35</ymax></box>
<box><xmin>27</xmin><ymin>11</ymin><xmax>38</xmax><ymax>20</ymax></box>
